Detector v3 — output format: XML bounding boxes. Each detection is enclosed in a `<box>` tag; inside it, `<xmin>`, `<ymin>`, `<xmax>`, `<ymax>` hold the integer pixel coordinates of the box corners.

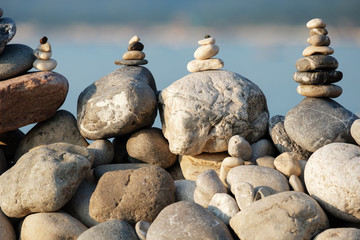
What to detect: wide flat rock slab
<box><xmin>0</xmin><ymin>71</ymin><xmax>69</xmax><ymax>133</ymax></box>
<box><xmin>159</xmin><ymin>70</ymin><xmax>269</xmax><ymax>155</ymax></box>
<box><xmin>77</xmin><ymin>66</ymin><xmax>157</xmax><ymax>139</ymax></box>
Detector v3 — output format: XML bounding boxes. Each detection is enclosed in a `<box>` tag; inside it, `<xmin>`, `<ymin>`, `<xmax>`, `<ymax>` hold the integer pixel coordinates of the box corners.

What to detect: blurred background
<box><xmin>3</xmin><ymin>0</ymin><xmax>360</xmax><ymax>131</ymax></box>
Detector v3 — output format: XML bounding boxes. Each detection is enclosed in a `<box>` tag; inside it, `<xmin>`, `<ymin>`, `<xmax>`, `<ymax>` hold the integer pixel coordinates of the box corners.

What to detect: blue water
<box><xmin>20</xmin><ymin>42</ymin><xmax>360</xmax><ymax>133</ymax></box>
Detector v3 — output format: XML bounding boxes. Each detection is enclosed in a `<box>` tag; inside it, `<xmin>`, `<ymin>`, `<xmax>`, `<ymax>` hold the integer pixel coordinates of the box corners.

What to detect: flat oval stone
<box><xmin>198</xmin><ymin>37</ymin><xmax>216</xmax><ymax>45</ymax></box>
<box><xmin>114</xmin><ymin>59</ymin><xmax>148</xmax><ymax>66</ymax></box>
<box><xmin>194</xmin><ymin>44</ymin><xmax>219</xmax><ymax>60</ymax></box>
<box><xmin>305</xmin><ymin>143</ymin><xmax>360</xmax><ymax>222</ymax></box>
<box><xmin>284</xmin><ymin>97</ymin><xmax>358</xmax><ymax>152</ymax></box>
<box><xmin>0</xmin><ymin>44</ymin><xmax>35</xmax><ymax>80</ymax></box>
<box><xmin>128</xmin><ymin>41</ymin><xmax>144</xmax><ymax>51</ymax></box>
<box><xmin>33</xmin><ymin>49</ymin><xmax>52</xmax><ymax>60</ymax></box>
<box><xmin>307</xmin><ymin>35</ymin><xmax>330</xmax><ymax>46</ymax></box>
<box><xmin>0</xmin><ymin>17</ymin><xmax>16</xmax><ymax>54</ymax></box>
<box><xmin>0</xmin><ymin>71</ymin><xmax>69</xmax><ymax>133</ymax></box>
<box><xmin>296</xmin><ymin>55</ymin><xmax>338</xmax><ymax>71</ymax></box>
<box><xmin>187</xmin><ymin>58</ymin><xmax>224</xmax><ymax>72</ymax></box>
<box><xmin>123</xmin><ymin>50</ymin><xmax>145</xmax><ymax>60</ymax></box>
<box><xmin>297</xmin><ymin>84</ymin><xmax>342</xmax><ymax>98</ymax></box>
<box><xmin>302</xmin><ymin>46</ymin><xmax>334</xmax><ymax>56</ymax></box>
<box><xmin>33</xmin><ymin>58</ymin><xmax>57</xmax><ymax>71</ymax></box>
<box><xmin>310</xmin><ymin>28</ymin><xmax>328</xmax><ymax>36</ymax></box>
<box><xmin>293</xmin><ymin>70</ymin><xmax>342</xmax><ymax>85</ymax></box>
<box><xmin>307</xmin><ymin>18</ymin><xmax>326</xmax><ymax>29</ymax></box>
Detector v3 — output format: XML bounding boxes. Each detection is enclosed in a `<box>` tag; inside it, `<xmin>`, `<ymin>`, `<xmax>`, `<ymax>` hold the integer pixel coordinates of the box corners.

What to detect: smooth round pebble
<box><xmin>307</xmin><ymin>18</ymin><xmax>326</xmax><ymax>29</ymax></box>
<box><xmin>87</xmin><ymin>139</ymin><xmax>114</xmax><ymax>168</ymax></box>
<box><xmin>114</xmin><ymin>59</ymin><xmax>148</xmax><ymax>66</ymax></box>
<box><xmin>38</xmin><ymin>42</ymin><xmax>51</xmax><ymax>52</ymax></box>
<box><xmin>194</xmin><ymin>44</ymin><xmax>219</xmax><ymax>60</ymax></box>
<box><xmin>33</xmin><ymin>58</ymin><xmax>57</xmax><ymax>71</ymax></box>
<box><xmin>128</xmin><ymin>41</ymin><xmax>144</xmax><ymax>51</ymax></box>
<box><xmin>296</xmin><ymin>55</ymin><xmax>338</xmax><ymax>71</ymax></box>
<box><xmin>256</xmin><ymin>156</ymin><xmax>275</xmax><ymax>169</ymax></box>
<box><xmin>250</xmin><ymin>138</ymin><xmax>276</xmax><ymax>162</ymax></box>
<box><xmin>273</xmin><ymin>152</ymin><xmax>301</xmax><ymax>177</ymax></box>
<box><xmin>187</xmin><ymin>58</ymin><xmax>224</xmax><ymax>72</ymax></box>
<box><xmin>297</xmin><ymin>84</ymin><xmax>342</xmax><ymax>98</ymax></box>
<box><xmin>289</xmin><ymin>175</ymin><xmax>305</xmax><ymax>192</ymax></box>
<box><xmin>293</xmin><ymin>70</ymin><xmax>342</xmax><ymax>85</ymax></box>
<box><xmin>208</xmin><ymin>193</ymin><xmax>239</xmax><ymax>225</ymax></box>
<box><xmin>220</xmin><ymin>156</ymin><xmax>243</xmax><ymax>185</ymax></box>
<box><xmin>302</xmin><ymin>45</ymin><xmax>334</xmax><ymax>56</ymax></box>
<box><xmin>198</xmin><ymin>37</ymin><xmax>216</xmax><ymax>45</ymax></box>
<box><xmin>34</xmin><ymin>49</ymin><xmax>52</xmax><ymax>60</ymax></box>
<box><xmin>123</xmin><ymin>50</ymin><xmax>145</xmax><ymax>60</ymax></box>
<box><xmin>350</xmin><ymin>119</ymin><xmax>360</xmax><ymax>146</ymax></box>
<box><xmin>310</xmin><ymin>28</ymin><xmax>328</xmax><ymax>36</ymax></box>
<box><xmin>228</xmin><ymin>134</ymin><xmax>252</xmax><ymax>160</ymax></box>
<box><xmin>129</xmin><ymin>35</ymin><xmax>140</xmax><ymax>44</ymax></box>
<box><xmin>307</xmin><ymin>35</ymin><xmax>330</xmax><ymax>46</ymax></box>
<box><xmin>233</xmin><ymin>182</ymin><xmax>255</xmax><ymax>211</ymax></box>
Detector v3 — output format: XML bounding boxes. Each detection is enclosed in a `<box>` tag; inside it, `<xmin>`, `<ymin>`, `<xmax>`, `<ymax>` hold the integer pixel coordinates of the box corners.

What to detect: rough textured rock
<box><xmin>159</xmin><ymin>70</ymin><xmax>269</xmax><ymax>155</ymax></box>
<box><xmin>230</xmin><ymin>191</ymin><xmax>329</xmax><ymax>240</ymax></box>
<box><xmin>284</xmin><ymin>97</ymin><xmax>358</xmax><ymax>152</ymax></box>
<box><xmin>269</xmin><ymin>115</ymin><xmax>312</xmax><ymax>160</ymax></box>
<box><xmin>0</xmin><ymin>44</ymin><xmax>35</xmax><ymax>80</ymax></box>
<box><xmin>314</xmin><ymin>228</ymin><xmax>360</xmax><ymax>240</ymax></box>
<box><xmin>228</xmin><ymin>135</ymin><xmax>252</xmax><ymax>160</ymax></box>
<box><xmin>126</xmin><ymin>127</ymin><xmax>177</xmax><ymax>168</ymax></box>
<box><xmin>0</xmin><ymin>71</ymin><xmax>69</xmax><ymax>133</ymax></box>
<box><xmin>14</xmin><ymin>110</ymin><xmax>88</xmax><ymax>161</ymax></box>
<box><xmin>226</xmin><ymin>165</ymin><xmax>290</xmax><ymax>194</ymax></box>
<box><xmin>87</xmin><ymin>139</ymin><xmax>114</xmax><ymax>168</ymax></box>
<box><xmin>0</xmin><ymin>210</ymin><xmax>15</xmax><ymax>240</ymax></box>
<box><xmin>179</xmin><ymin>152</ymin><xmax>229</xmax><ymax>180</ymax></box>
<box><xmin>0</xmin><ymin>143</ymin><xmax>93</xmax><ymax>218</ymax></box>
<box><xmin>0</xmin><ymin>17</ymin><xmax>16</xmax><ymax>54</ymax></box>
<box><xmin>305</xmin><ymin>143</ymin><xmax>360</xmax><ymax>223</ymax></box>
<box><xmin>20</xmin><ymin>212</ymin><xmax>88</xmax><ymax>240</ymax></box>
<box><xmin>146</xmin><ymin>201</ymin><xmax>233</xmax><ymax>240</ymax></box>
<box><xmin>89</xmin><ymin>165</ymin><xmax>175</xmax><ymax>224</ymax></box>
<box><xmin>77</xmin><ymin>220</ymin><xmax>138</xmax><ymax>240</ymax></box>
<box><xmin>174</xmin><ymin>179</ymin><xmax>196</xmax><ymax>202</ymax></box>
<box><xmin>77</xmin><ymin>66</ymin><xmax>157</xmax><ymax>139</ymax></box>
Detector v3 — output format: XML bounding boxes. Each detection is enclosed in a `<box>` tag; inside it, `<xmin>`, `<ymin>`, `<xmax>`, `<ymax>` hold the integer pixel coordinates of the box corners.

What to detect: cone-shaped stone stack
<box><xmin>114</xmin><ymin>35</ymin><xmax>148</xmax><ymax>66</ymax></box>
<box><xmin>294</xmin><ymin>18</ymin><xmax>343</xmax><ymax>98</ymax></box>
<box><xmin>187</xmin><ymin>35</ymin><xmax>224</xmax><ymax>72</ymax></box>
<box><xmin>33</xmin><ymin>36</ymin><xmax>57</xmax><ymax>71</ymax></box>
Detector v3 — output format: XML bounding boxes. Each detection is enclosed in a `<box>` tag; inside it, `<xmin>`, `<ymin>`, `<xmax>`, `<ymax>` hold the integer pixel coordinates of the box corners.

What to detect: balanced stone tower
<box><xmin>114</xmin><ymin>35</ymin><xmax>148</xmax><ymax>66</ymax></box>
<box><xmin>294</xmin><ymin>18</ymin><xmax>343</xmax><ymax>98</ymax></box>
<box><xmin>33</xmin><ymin>36</ymin><xmax>57</xmax><ymax>71</ymax></box>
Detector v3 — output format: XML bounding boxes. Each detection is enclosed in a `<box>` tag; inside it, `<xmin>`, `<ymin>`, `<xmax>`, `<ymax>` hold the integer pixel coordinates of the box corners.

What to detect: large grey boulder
<box><xmin>159</xmin><ymin>70</ymin><xmax>269</xmax><ymax>155</ymax></box>
<box><xmin>284</xmin><ymin>97</ymin><xmax>358</xmax><ymax>152</ymax></box>
<box><xmin>230</xmin><ymin>191</ymin><xmax>329</xmax><ymax>240</ymax></box>
<box><xmin>77</xmin><ymin>66</ymin><xmax>157</xmax><ymax>139</ymax></box>
<box><xmin>305</xmin><ymin>143</ymin><xmax>360</xmax><ymax>223</ymax></box>
<box><xmin>0</xmin><ymin>143</ymin><xmax>93</xmax><ymax>218</ymax></box>
<box><xmin>146</xmin><ymin>201</ymin><xmax>233</xmax><ymax>240</ymax></box>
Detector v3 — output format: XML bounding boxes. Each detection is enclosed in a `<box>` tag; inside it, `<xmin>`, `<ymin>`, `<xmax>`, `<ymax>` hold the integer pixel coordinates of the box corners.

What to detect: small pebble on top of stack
<box><xmin>114</xmin><ymin>35</ymin><xmax>148</xmax><ymax>66</ymax></box>
<box><xmin>294</xmin><ymin>18</ymin><xmax>343</xmax><ymax>98</ymax></box>
<box><xmin>33</xmin><ymin>36</ymin><xmax>57</xmax><ymax>71</ymax></box>
<box><xmin>187</xmin><ymin>35</ymin><xmax>224</xmax><ymax>72</ymax></box>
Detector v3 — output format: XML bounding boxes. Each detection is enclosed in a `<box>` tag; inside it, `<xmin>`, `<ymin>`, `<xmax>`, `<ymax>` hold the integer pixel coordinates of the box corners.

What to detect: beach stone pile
<box><xmin>0</xmin><ymin>15</ymin><xmax>360</xmax><ymax>239</ymax></box>
<box><xmin>33</xmin><ymin>36</ymin><xmax>57</xmax><ymax>71</ymax></box>
<box><xmin>114</xmin><ymin>35</ymin><xmax>148</xmax><ymax>66</ymax></box>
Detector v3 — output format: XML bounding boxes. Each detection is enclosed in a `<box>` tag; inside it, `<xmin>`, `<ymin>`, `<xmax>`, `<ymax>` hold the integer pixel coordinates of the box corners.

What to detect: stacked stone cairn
<box><xmin>114</xmin><ymin>35</ymin><xmax>148</xmax><ymax>66</ymax></box>
<box><xmin>294</xmin><ymin>18</ymin><xmax>343</xmax><ymax>98</ymax></box>
<box><xmin>187</xmin><ymin>34</ymin><xmax>224</xmax><ymax>72</ymax></box>
<box><xmin>33</xmin><ymin>36</ymin><xmax>57</xmax><ymax>71</ymax></box>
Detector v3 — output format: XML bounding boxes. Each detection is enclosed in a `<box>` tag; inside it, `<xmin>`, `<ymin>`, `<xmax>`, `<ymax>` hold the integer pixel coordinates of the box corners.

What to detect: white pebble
<box><xmin>129</xmin><ymin>35</ymin><xmax>140</xmax><ymax>44</ymax></box>
<box><xmin>194</xmin><ymin>44</ymin><xmax>219</xmax><ymax>60</ymax></box>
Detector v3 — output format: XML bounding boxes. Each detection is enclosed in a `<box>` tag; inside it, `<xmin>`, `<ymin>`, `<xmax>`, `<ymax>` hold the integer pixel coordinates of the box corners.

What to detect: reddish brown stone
<box><xmin>0</xmin><ymin>71</ymin><xmax>68</xmax><ymax>133</ymax></box>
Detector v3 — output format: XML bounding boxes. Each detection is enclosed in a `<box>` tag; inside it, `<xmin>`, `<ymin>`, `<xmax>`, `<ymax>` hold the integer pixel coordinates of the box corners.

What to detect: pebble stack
<box><xmin>33</xmin><ymin>36</ymin><xmax>57</xmax><ymax>71</ymax></box>
<box><xmin>294</xmin><ymin>18</ymin><xmax>343</xmax><ymax>98</ymax></box>
<box><xmin>187</xmin><ymin>35</ymin><xmax>224</xmax><ymax>72</ymax></box>
<box><xmin>114</xmin><ymin>35</ymin><xmax>148</xmax><ymax>66</ymax></box>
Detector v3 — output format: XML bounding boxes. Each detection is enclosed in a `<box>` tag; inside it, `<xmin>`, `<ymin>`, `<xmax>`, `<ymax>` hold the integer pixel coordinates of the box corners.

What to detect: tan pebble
<box><xmin>310</xmin><ymin>28</ymin><xmax>328</xmax><ymax>36</ymax></box>
<box><xmin>220</xmin><ymin>157</ymin><xmax>243</xmax><ymax>186</ymax></box>
<box><xmin>307</xmin><ymin>35</ymin><xmax>330</xmax><ymax>46</ymax></box>
<box><xmin>33</xmin><ymin>59</ymin><xmax>57</xmax><ymax>71</ymax></box>
<box><xmin>306</xmin><ymin>18</ymin><xmax>326</xmax><ymax>29</ymax></box>
<box><xmin>194</xmin><ymin>44</ymin><xmax>219</xmax><ymax>60</ymax></box>
<box><xmin>38</xmin><ymin>43</ymin><xmax>51</xmax><ymax>52</ymax></box>
<box><xmin>129</xmin><ymin>35</ymin><xmax>140</xmax><ymax>44</ymax></box>
<box><xmin>198</xmin><ymin>37</ymin><xmax>216</xmax><ymax>45</ymax></box>
<box><xmin>302</xmin><ymin>46</ymin><xmax>334</xmax><ymax>56</ymax></box>
<box><xmin>123</xmin><ymin>50</ymin><xmax>145</xmax><ymax>60</ymax></box>
<box><xmin>228</xmin><ymin>135</ymin><xmax>252</xmax><ymax>160</ymax></box>
<box><xmin>187</xmin><ymin>58</ymin><xmax>224</xmax><ymax>72</ymax></box>
<box><xmin>233</xmin><ymin>182</ymin><xmax>255</xmax><ymax>211</ymax></box>
<box><xmin>256</xmin><ymin>156</ymin><xmax>275</xmax><ymax>169</ymax></box>
<box><xmin>274</xmin><ymin>152</ymin><xmax>301</xmax><ymax>178</ymax></box>
<box><xmin>297</xmin><ymin>84</ymin><xmax>342</xmax><ymax>98</ymax></box>
<box><xmin>34</xmin><ymin>49</ymin><xmax>52</xmax><ymax>60</ymax></box>
<box><xmin>289</xmin><ymin>175</ymin><xmax>305</xmax><ymax>192</ymax></box>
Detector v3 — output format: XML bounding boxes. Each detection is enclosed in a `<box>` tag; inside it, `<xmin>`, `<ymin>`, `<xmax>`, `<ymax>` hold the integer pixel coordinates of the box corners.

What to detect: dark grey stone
<box><xmin>128</xmin><ymin>41</ymin><xmax>144</xmax><ymax>51</ymax></box>
<box><xmin>296</xmin><ymin>55</ymin><xmax>338</xmax><ymax>72</ymax></box>
<box><xmin>269</xmin><ymin>115</ymin><xmax>312</xmax><ymax>159</ymax></box>
<box><xmin>0</xmin><ymin>44</ymin><xmax>35</xmax><ymax>80</ymax></box>
<box><xmin>77</xmin><ymin>66</ymin><xmax>157</xmax><ymax>139</ymax></box>
<box><xmin>293</xmin><ymin>70</ymin><xmax>342</xmax><ymax>85</ymax></box>
<box><xmin>146</xmin><ymin>201</ymin><xmax>233</xmax><ymax>240</ymax></box>
<box><xmin>0</xmin><ymin>17</ymin><xmax>16</xmax><ymax>54</ymax></box>
<box><xmin>284</xmin><ymin>97</ymin><xmax>358</xmax><ymax>152</ymax></box>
